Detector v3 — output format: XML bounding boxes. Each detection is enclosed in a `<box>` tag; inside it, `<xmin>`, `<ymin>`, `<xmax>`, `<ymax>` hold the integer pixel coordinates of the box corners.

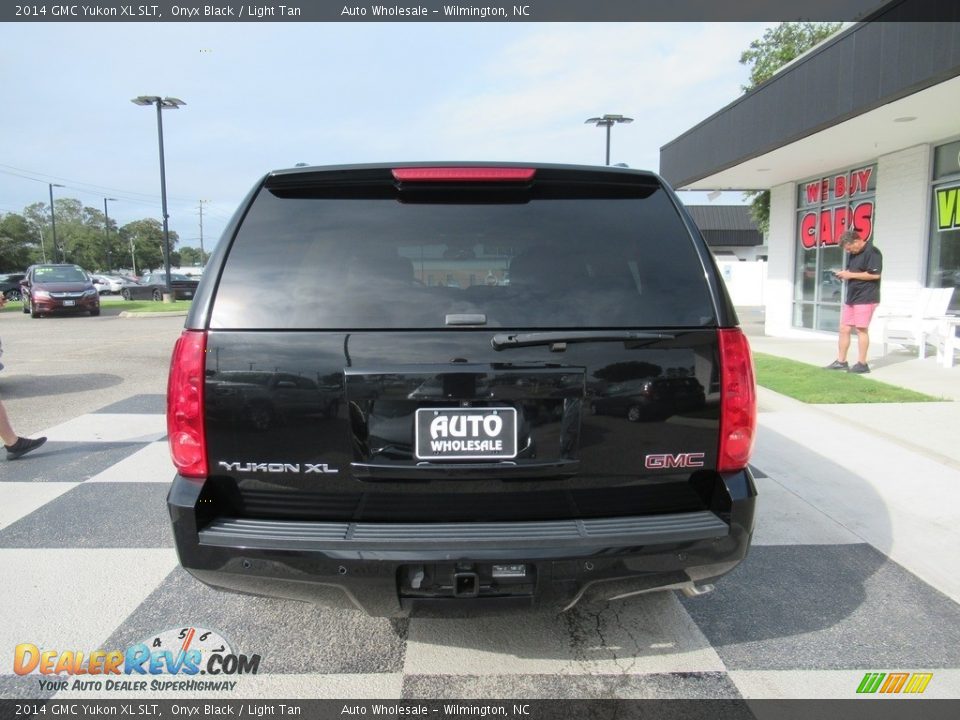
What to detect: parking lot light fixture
<box><xmin>131</xmin><ymin>95</ymin><xmax>186</xmax><ymax>295</ymax></box>
<box><xmin>584</xmin><ymin>114</ymin><xmax>634</xmax><ymax>166</ymax></box>
<box><xmin>48</xmin><ymin>183</ymin><xmax>65</xmax><ymax>260</ymax></box>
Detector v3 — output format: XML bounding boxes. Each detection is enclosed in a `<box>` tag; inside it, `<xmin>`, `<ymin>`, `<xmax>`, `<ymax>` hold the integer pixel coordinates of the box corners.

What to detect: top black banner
<box><xmin>3</xmin><ymin>0</ymin><xmax>959</xmax><ymax>22</ymax></box>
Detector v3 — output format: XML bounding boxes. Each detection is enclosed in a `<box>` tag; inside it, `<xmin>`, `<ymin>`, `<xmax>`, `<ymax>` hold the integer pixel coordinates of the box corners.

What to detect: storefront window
<box><xmin>929</xmin><ymin>139</ymin><xmax>960</xmax><ymax>313</ymax></box>
<box><xmin>793</xmin><ymin>163</ymin><xmax>877</xmax><ymax>331</ymax></box>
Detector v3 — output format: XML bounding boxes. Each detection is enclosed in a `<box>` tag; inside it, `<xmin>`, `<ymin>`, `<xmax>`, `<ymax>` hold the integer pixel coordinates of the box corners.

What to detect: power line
<box><xmin>0</xmin><ymin>163</ymin><xmax>200</xmax><ymax>205</ymax></box>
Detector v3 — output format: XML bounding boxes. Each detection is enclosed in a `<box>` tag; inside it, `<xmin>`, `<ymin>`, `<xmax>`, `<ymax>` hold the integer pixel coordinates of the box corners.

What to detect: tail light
<box><xmin>717</xmin><ymin>328</ymin><xmax>757</xmax><ymax>472</ymax></box>
<box><xmin>167</xmin><ymin>330</ymin><xmax>207</xmax><ymax>479</ymax></box>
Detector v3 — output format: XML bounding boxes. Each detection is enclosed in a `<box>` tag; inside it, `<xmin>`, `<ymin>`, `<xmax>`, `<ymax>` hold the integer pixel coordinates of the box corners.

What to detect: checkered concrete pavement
<box><xmin>2</xmin><ymin>394</ymin><xmax>959</xmax><ymax>701</ymax></box>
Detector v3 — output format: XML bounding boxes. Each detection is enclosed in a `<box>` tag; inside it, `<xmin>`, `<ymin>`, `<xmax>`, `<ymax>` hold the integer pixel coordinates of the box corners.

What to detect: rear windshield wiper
<box><xmin>491</xmin><ymin>330</ymin><xmax>675</xmax><ymax>351</ymax></box>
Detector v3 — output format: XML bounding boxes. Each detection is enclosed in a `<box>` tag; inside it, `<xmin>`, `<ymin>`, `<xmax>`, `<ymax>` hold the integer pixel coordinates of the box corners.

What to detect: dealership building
<box><xmin>661</xmin><ymin>3</ymin><xmax>960</xmax><ymax>337</ymax></box>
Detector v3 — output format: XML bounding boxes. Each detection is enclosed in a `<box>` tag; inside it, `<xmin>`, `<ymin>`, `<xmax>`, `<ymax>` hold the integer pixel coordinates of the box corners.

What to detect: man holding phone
<box><xmin>825</xmin><ymin>228</ymin><xmax>883</xmax><ymax>374</ymax></box>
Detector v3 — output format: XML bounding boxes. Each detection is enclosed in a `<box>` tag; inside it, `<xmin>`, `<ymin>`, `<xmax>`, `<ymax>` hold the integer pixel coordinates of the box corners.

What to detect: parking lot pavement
<box><xmin>2</xmin><ymin>394</ymin><xmax>960</xmax><ymax>701</ymax></box>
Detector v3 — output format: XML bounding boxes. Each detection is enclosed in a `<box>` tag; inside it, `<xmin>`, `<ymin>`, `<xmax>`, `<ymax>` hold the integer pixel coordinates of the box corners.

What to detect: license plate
<box><xmin>415</xmin><ymin>408</ymin><xmax>517</xmax><ymax>460</ymax></box>
<box><xmin>63</xmin><ymin>300</ymin><xmax>75</xmax><ymax>307</ymax></box>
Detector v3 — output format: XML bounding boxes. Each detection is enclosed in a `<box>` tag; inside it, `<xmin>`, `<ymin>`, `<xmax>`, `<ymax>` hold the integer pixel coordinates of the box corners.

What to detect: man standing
<box><xmin>825</xmin><ymin>228</ymin><xmax>883</xmax><ymax>374</ymax></box>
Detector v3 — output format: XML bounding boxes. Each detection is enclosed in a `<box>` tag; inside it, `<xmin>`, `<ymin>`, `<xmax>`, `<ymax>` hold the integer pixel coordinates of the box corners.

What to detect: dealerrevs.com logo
<box><xmin>13</xmin><ymin>627</ymin><xmax>261</xmax><ymax>693</ymax></box>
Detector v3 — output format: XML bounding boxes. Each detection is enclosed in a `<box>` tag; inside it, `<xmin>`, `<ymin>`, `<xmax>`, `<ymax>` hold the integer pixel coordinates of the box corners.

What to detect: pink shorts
<box><xmin>841</xmin><ymin>303</ymin><xmax>879</xmax><ymax>328</ymax></box>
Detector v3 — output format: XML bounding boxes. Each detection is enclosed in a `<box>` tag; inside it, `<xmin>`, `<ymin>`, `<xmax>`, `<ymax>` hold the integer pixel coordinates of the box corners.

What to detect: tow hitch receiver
<box><xmin>453</xmin><ymin>572</ymin><xmax>480</xmax><ymax>598</ymax></box>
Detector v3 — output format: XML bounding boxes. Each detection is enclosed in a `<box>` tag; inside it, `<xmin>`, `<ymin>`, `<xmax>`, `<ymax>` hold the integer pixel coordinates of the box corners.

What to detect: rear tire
<box><xmin>121</xmin><ymin>288</ymin><xmax>131</xmax><ymax>301</ymax></box>
<box><xmin>152</xmin><ymin>289</ymin><xmax>162</xmax><ymax>301</ymax></box>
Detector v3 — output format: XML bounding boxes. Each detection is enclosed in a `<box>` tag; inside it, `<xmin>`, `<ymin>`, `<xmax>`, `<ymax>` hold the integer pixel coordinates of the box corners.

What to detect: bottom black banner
<box><xmin>1</xmin><ymin>700</ymin><xmax>958</xmax><ymax>720</ymax></box>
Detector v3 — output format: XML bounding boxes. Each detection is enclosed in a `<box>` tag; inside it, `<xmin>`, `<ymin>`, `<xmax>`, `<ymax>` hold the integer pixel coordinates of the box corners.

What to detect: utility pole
<box><xmin>49</xmin><ymin>183</ymin><xmax>64</xmax><ymax>260</ymax></box>
<box><xmin>198</xmin><ymin>200</ymin><xmax>207</xmax><ymax>267</ymax></box>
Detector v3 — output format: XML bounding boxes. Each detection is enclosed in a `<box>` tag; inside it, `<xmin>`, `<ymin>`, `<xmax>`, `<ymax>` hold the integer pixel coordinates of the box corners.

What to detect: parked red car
<box><xmin>20</xmin><ymin>264</ymin><xmax>100</xmax><ymax>318</ymax></box>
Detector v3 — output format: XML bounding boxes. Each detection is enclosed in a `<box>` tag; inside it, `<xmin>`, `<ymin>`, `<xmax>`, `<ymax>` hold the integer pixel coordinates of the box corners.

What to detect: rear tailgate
<box><xmin>195</xmin><ymin>163</ymin><xmax>731</xmax><ymax>524</ymax></box>
<box><xmin>202</xmin><ymin>328</ymin><xmax>720</xmax><ymax>522</ymax></box>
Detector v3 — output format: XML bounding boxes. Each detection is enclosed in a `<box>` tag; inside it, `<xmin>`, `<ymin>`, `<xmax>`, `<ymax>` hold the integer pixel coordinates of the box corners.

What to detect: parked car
<box><xmin>590</xmin><ymin>377</ymin><xmax>707</xmax><ymax>422</ymax></box>
<box><xmin>20</xmin><ymin>264</ymin><xmax>100</xmax><ymax>318</ymax></box>
<box><xmin>821</xmin><ymin>269</ymin><xmax>843</xmax><ymax>301</ymax></box>
<box><xmin>166</xmin><ymin>162</ymin><xmax>757</xmax><ymax>617</ymax></box>
<box><xmin>121</xmin><ymin>272</ymin><xmax>199</xmax><ymax>301</ymax></box>
<box><xmin>207</xmin><ymin>370</ymin><xmax>341</xmax><ymax>430</ymax></box>
<box><xmin>91</xmin><ymin>274</ymin><xmax>139</xmax><ymax>295</ymax></box>
<box><xmin>1</xmin><ymin>273</ymin><xmax>25</xmax><ymax>301</ymax></box>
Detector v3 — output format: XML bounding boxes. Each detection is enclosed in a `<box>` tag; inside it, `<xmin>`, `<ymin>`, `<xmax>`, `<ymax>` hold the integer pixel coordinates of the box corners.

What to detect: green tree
<box><xmin>7</xmin><ymin>197</ymin><xmax>179</xmax><ymax>274</ymax></box>
<box><xmin>120</xmin><ymin>218</ymin><xmax>180</xmax><ymax>274</ymax></box>
<box><xmin>179</xmin><ymin>246</ymin><xmax>210</xmax><ymax>267</ymax></box>
<box><xmin>739</xmin><ymin>22</ymin><xmax>842</xmax><ymax>234</ymax></box>
<box><xmin>0</xmin><ymin>213</ymin><xmax>39</xmax><ymax>270</ymax></box>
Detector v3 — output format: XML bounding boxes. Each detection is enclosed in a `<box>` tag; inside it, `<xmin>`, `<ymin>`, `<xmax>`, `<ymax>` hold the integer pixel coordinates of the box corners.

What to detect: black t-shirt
<box><xmin>845</xmin><ymin>243</ymin><xmax>882</xmax><ymax>305</ymax></box>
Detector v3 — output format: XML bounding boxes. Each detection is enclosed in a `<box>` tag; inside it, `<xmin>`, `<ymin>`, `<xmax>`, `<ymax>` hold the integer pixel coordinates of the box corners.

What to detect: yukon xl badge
<box><xmin>218</xmin><ymin>461</ymin><xmax>339</xmax><ymax>474</ymax></box>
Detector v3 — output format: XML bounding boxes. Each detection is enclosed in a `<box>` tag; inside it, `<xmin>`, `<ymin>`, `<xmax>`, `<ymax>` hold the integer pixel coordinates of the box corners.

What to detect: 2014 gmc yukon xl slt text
<box><xmin>166</xmin><ymin>163</ymin><xmax>757</xmax><ymax>617</ymax></box>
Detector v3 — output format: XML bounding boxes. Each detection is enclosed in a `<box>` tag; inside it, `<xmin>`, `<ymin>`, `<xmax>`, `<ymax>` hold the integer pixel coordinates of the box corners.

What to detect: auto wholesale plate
<box><xmin>415</xmin><ymin>407</ymin><xmax>517</xmax><ymax>460</ymax></box>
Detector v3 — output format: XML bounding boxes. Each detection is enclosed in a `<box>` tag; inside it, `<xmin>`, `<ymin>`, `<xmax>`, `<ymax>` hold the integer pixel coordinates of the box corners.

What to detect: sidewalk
<box><xmin>740</xmin><ymin>310</ymin><xmax>960</xmax><ymax>603</ymax></box>
<box><xmin>747</xmin><ymin>329</ymin><xmax>960</xmax><ymax>468</ymax></box>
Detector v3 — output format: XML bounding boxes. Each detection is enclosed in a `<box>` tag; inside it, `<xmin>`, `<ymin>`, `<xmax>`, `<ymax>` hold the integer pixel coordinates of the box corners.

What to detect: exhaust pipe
<box><xmin>680</xmin><ymin>583</ymin><xmax>715</xmax><ymax>598</ymax></box>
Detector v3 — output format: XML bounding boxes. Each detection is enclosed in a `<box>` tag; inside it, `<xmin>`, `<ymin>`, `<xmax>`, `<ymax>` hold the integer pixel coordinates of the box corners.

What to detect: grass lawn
<box><xmin>0</xmin><ymin>299</ymin><xmax>191</xmax><ymax>314</ymax></box>
<box><xmin>753</xmin><ymin>352</ymin><xmax>945</xmax><ymax>404</ymax></box>
<box><xmin>117</xmin><ymin>300</ymin><xmax>192</xmax><ymax>314</ymax></box>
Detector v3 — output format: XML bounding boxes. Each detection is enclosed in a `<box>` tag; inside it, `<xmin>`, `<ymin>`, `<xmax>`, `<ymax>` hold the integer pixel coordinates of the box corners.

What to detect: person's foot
<box><xmin>5</xmin><ymin>436</ymin><xmax>47</xmax><ymax>460</ymax></box>
<box><xmin>848</xmin><ymin>362</ymin><xmax>871</xmax><ymax>374</ymax></box>
<box><xmin>825</xmin><ymin>360</ymin><xmax>849</xmax><ymax>370</ymax></box>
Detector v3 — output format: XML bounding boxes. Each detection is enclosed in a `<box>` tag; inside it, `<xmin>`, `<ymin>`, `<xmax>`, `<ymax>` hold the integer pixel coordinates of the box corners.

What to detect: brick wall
<box><xmin>874</xmin><ymin>144</ymin><xmax>931</xmax><ymax>300</ymax></box>
<box><xmin>765</xmin><ymin>182</ymin><xmax>797</xmax><ymax>336</ymax></box>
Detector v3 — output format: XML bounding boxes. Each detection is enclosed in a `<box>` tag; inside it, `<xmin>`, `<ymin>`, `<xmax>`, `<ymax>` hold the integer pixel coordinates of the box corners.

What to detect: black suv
<box><xmin>167</xmin><ymin>163</ymin><xmax>757</xmax><ymax>617</ymax></box>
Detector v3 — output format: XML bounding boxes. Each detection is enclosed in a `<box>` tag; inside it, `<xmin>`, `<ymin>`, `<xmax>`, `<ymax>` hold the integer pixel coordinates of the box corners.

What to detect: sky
<box><xmin>0</xmin><ymin>21</ymin><xmax>771</xmax><ymax>252</ymax></box>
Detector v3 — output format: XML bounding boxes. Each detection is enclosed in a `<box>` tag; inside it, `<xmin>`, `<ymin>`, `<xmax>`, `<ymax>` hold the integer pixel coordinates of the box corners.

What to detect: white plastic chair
<box><xmin>932</xmin><ymin>313</ymin><xmax>960</xmax><ymax>368</ymax></box>
<box><xmin>880</xmin><ymin>287</ymin><xmax>955</xmax><ymax>359</ymax></box>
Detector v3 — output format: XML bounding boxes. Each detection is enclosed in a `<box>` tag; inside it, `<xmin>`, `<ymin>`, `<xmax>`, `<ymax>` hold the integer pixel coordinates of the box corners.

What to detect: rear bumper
<box><xmin>168</xmin><ymin>470</ymin><xmax>756</xmax><ymax>617</ymax></box>
<box><xmin>172</xmin><ymin>288</ymin><xmax>196</xmax><ymax>300</ymax></box>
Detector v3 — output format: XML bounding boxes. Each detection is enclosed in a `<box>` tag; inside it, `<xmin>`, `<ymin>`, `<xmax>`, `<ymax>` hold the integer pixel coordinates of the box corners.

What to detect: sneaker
<box><xmin>5</xmin><ymin>436</ymin><xmax>47</xmax><ymax>460</ymax></box>
<box><xmin>824</xmin><ymin>360</ymin><xmax>849</xmax><ymax>370</ymax></box>
<box><xmin>848</xmin><ymin>362</ymin><xmax>870</xmax><ymax>374</ymax></box>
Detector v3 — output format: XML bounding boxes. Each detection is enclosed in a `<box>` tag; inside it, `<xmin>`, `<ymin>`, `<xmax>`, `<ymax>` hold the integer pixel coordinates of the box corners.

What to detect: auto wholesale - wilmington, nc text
<box><xmin>341</xmin><ymin>5</ymin><xmax>532</xmax><ymax>18</ymax></box>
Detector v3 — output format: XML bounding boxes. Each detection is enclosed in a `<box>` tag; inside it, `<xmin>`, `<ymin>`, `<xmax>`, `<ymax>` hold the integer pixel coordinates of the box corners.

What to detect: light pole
<box><xmin>131</xmin><ymin>95</ymin><xmax>185</xmax><ymax>296</ymax></box>
<box><xmin>48</xmin><ymin>183</ymin><xmax>64</xmax><ymax>260</ymax></box>
<box><xmin>584</xmin><ymin>114</ymin><xmax>634</xmax><ymax>166</ymax></box>
<box><xmin>198</xmin><ymin>199</ymin><xmax>208</xmax><ymax>269</ymax></box>
<box><xmin>103</xmin><ymin>197</ymin><xmax>118</xmax><ymax>271</ymax></box>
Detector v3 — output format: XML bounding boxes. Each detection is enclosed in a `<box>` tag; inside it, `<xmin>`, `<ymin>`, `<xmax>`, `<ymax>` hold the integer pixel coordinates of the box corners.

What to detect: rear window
<box><xmin>211</xmin><ymin>178</ymin><xmax>715</xmax><ymax>330</ymax></box>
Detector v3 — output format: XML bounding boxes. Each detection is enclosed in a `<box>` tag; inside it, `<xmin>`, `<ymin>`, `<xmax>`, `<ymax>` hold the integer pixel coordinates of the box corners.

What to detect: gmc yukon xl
<box><xmin>166</xmin><ymin>162</ymin><xmax>757</xmax><ymax>617</ymax></box>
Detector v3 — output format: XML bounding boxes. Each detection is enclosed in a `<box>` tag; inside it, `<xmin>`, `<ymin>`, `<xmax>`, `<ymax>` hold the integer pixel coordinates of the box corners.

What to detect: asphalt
<box><xmin>739</xmin><ymin>306</ymin><xmax>960</xmax><ymax>604</ymax></box>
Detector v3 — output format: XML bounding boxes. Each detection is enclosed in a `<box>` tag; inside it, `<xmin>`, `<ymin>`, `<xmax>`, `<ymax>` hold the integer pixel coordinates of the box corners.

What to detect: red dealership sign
<box><xmin>799</xmin><ymin>165</ymin><xmax>875</xmax><ymax>249</ymax></box>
